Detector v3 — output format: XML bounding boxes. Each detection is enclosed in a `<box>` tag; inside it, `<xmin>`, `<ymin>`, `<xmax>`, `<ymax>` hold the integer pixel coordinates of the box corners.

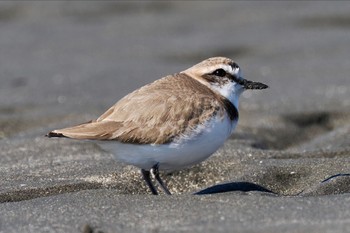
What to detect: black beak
<box><xmin>241</xmin><ymin>79</ymin><xmax>268</xmax><ymax>90</ymax></box>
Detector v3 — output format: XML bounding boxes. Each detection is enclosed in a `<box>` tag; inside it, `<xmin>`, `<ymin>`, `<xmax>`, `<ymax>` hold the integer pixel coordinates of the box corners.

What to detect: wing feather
<box><xmin>48</xmin><ymin>73</ymin><xmax>224</xmax><ymax>144</ymax></box>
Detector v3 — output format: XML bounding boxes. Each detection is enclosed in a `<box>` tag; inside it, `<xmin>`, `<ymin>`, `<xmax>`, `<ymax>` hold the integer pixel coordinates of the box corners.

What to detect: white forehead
<box><xmin>200</xmin><ymin>64</ymin><xmax>240</xmax><ymax>76</ymax></box>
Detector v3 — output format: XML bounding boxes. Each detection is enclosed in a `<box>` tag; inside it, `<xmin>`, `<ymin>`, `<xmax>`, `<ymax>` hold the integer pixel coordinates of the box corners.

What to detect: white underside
<box><xmin>97</xmin><ymin>115</ymin><xmax>237</xmax><ymax>171</ymax></box>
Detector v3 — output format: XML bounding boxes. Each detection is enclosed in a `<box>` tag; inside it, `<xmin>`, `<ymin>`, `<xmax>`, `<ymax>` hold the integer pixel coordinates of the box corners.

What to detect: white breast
<box><xmin>97</xmin><ymin>114</ymin><xmax>237</xmax><ymax>171</ymax></box>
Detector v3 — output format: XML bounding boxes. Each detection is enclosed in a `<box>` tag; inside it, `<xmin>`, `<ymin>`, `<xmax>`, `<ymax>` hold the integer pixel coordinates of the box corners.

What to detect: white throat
<box><xmin>210</xmin><ymin>82</ymin><xmax>244</xmax><ymax>109</ymax></box>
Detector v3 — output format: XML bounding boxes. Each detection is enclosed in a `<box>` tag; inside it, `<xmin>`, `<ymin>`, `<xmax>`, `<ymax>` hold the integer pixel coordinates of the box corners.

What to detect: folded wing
<box><xmin>48</xmin><ymin>73</ymin><xmax>223</xmax><ymax>144</ymax></box>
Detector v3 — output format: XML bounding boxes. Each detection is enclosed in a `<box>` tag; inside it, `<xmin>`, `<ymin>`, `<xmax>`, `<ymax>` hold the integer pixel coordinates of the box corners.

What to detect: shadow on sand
<box><xmin>195</xmin><ymin>181</ymin><xmax>274</xmax><ymax>195</ymax></box>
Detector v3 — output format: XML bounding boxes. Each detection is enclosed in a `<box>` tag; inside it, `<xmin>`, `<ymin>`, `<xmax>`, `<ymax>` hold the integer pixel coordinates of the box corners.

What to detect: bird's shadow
<box><xmin>194</xmin><ymin>181</ymin><xmax>274</xmax><ymax>195</ymax></box>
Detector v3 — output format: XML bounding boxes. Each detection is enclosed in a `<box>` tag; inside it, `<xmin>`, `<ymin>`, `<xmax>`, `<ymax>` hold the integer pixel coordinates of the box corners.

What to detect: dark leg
<box><xmin>141</xmin><ymin>169</ymin><xmax>158</xmax><ymax>195</ymax></box>
<box><xmin>151</xmin><ymin>163</ymin><xmax>171</xmax><ymax>195</ymax></box>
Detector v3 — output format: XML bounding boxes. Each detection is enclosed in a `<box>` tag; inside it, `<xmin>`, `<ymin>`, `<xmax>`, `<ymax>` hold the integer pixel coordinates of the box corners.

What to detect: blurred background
<box><xmin>0</xmin><ymin>1</ymin><xmax>349</xmax><ymax>140</ymax></box>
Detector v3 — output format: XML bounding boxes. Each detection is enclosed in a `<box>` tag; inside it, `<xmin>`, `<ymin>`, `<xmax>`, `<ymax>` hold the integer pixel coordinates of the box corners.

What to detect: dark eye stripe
<box><xmin>227</xmin><ymin>73</ymin><xmax>242</xmax><ymax>84</ymax></box>
<box><xmin>205</xmin><ymin>68</ymin><xmax>241</xmax><ymax>84</ymax></box>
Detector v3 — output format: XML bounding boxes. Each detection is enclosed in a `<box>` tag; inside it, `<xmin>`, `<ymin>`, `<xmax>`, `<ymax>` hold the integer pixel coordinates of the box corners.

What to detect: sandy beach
<box><xmin>0</xmin><ymin>2</ymin><xmax>350</xmax><ymax>232</ymax></box>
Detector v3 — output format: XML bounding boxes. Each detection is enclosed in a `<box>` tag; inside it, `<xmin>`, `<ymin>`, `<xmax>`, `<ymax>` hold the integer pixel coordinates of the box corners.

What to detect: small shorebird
<box><xmin>47</xmin><ymin>57</ymin><xmax>268</xmax><ymax>195</ymax></box>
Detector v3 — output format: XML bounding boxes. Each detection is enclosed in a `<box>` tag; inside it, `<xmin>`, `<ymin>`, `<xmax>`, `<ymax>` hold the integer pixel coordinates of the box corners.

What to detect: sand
<box><xmin>0</xmin><ymin>2</ymin><xmax>350</xmax><ymax>232</ymax></box>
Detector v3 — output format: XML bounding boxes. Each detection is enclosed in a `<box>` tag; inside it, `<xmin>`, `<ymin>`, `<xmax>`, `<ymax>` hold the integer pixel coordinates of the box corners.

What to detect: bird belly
<box><xmin>97</xmin><ymin>115</ymin><xmax>237</xmax><ymax>171</ymax></box>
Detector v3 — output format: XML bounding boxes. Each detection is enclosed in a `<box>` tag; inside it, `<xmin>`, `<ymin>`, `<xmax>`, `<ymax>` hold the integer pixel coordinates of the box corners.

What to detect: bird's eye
<box><xmin>212</xmin><ymin>69</ymin><xmax>226</xmax><ymax>77</ymax></box>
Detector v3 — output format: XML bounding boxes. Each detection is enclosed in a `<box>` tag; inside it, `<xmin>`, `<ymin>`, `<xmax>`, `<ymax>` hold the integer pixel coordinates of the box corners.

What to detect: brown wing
<box><xmin>48</xmin><ymin>73</ymin><xmax>223</xmax><ymax>144</ymax></box>
<box><xmin>47</xmin><ymin>121</ymin><xmax>122</xmax><ymax>140</ymax></box>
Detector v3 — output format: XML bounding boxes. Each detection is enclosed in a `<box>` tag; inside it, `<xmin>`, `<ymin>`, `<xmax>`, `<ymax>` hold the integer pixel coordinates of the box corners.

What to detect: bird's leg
<box><xmin>141</xmin><ymin>169</ymin><xmax>158</xmax><ymax>195</ymax></box>
<box><xmin>151</xmin><ymin>163</ymin><xmax>171</xmax><ymax>195</ymax></box>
